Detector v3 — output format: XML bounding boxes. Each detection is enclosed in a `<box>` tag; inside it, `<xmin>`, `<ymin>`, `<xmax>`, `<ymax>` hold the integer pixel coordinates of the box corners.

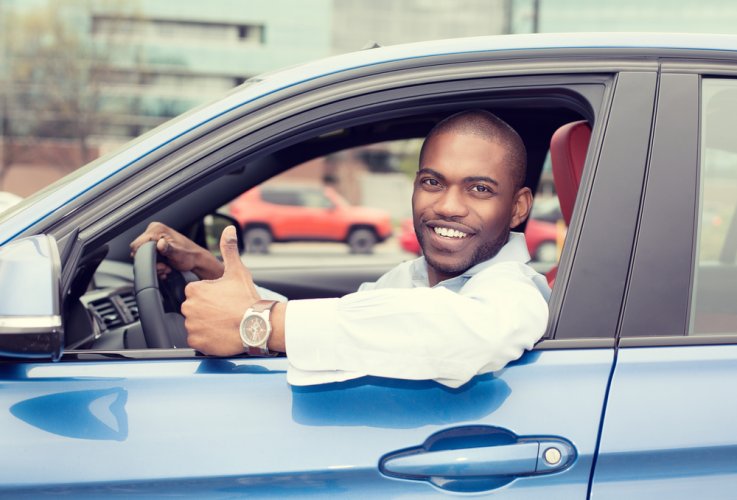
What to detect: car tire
<box><xmin>348</xmin><ymin>228</ymin><xmax>377</xmax><ymax>254</ymax></box>
<box><xmin>534</xmin><ymin>241</ymin><xmax>558</xmax><ymax>263</ymax></box>
<box><xmin>243</xmin><ymin>227</ymin><xmax>272</xmax><ymax>254</ymax></box>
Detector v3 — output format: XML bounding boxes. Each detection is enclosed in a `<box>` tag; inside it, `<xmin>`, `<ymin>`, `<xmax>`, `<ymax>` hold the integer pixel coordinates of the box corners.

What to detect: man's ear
<box><xmin>509</xmin><ymin>187</ymin><xmax>533</xmax><ymax>228</ymax></box>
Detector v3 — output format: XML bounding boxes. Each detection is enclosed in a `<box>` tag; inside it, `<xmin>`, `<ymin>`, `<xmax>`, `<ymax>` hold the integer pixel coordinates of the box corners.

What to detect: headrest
<box><xmin>550</xmin><ymin>120</ymin><xmax>591</xmax><ymax>225</ymax></box>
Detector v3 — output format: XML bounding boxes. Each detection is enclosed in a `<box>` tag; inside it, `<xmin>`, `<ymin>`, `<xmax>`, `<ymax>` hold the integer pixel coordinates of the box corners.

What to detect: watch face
<box><xmin>243</xmin><ymin>316</ymin><xmax>269</xmax><ymax>346</ymax></box>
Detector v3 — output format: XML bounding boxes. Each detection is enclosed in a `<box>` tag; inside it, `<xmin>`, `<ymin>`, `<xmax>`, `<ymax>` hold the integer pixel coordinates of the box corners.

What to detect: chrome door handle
<box><xmin>382</xmin><ymin>438</ymin><xmax>574</xmax><ymax>479</ymax></box>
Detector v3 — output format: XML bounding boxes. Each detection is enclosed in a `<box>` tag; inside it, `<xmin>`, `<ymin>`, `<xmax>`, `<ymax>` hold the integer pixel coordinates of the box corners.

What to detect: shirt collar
<box><xmin>410</xmin><ymin>232</ymin><xmax>532</xmax><ymax>288</ymax></box>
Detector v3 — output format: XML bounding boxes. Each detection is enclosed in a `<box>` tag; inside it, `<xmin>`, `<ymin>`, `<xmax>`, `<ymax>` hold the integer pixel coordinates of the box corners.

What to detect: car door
<box><xmin>0</xmin><ymin>62</ymin><xmax>655</xmax><ymax>497</ymax></box>
<box><xmin>591</xmin><ymin>67</ymin><xmax>737</xmax><ymax>498</ymax></box>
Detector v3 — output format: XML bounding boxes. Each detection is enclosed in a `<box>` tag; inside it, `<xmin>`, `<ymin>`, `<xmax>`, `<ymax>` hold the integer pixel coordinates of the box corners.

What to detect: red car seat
<box><xmin>546</xmin><ymin>120</ymin><xmax>591</xmax><ymax>286</ymax></box>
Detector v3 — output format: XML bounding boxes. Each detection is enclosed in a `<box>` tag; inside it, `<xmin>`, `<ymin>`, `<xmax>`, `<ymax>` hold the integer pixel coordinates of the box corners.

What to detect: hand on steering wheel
<box><xmin>133</xmin><ymin>241</ymin><xmax>198</xmax><ymax>348</ymax></box>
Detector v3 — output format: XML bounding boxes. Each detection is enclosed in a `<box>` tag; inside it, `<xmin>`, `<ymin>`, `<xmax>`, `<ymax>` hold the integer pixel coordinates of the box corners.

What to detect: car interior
<box><xmin>58</xmin><ymin>95</ymin><xmax>594</xmax><ymax>357</ymax></box>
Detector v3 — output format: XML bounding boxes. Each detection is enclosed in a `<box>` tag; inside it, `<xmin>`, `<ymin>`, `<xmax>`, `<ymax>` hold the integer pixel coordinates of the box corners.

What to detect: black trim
<box><xmin>554</xmin><ymin>71</ymin><xmax>658</xmax><ymax>339</ymax></box>
<box><xmin>535</xmin><ymin>338</ymin><xmax>615</xmax><ymax>349</ymax></box>
<box><xmin>619</xmin><ymin>334</ymin><xmax>737</xmax><ymax>347</ymax></box>
<box><xmin>58</xmin><ymin>348</ymin><xmax>287</xmax><ymax>361</ymax></box>
<box><xmin>619</xmin><ymin>73</ymin><xmax>699</xmax><ymax>337</ymax></box>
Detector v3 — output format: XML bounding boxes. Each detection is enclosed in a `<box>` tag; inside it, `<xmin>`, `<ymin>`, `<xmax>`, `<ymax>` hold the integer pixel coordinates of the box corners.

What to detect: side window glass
<box><xmin>229</xmin><ymin>140</ymin><xmax>419</xmax><ymax>262</ymax></box>
<box><xmin>227</xmin><ymin>137</ymin><xmax>565</xmax><ymax>270</ymax></box>
<box><xmin>690</xmin><ymin>78</ymin><xmax>737</xmax><ymax>334</ymax></box>
<box><xmin>300</xmin><ymin>190</ymin><xmax>334</xmax><ymax>209</ymax></box>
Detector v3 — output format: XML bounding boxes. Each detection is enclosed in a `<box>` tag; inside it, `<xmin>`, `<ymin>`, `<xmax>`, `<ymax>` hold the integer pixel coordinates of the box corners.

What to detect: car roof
<box><xmin>3</xmin><ymin>32</ymin><xmax>737</xmax><ymax>245</ymax></box>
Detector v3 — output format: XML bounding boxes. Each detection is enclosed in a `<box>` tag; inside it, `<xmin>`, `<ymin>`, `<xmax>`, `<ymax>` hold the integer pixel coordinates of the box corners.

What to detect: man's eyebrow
<box><xmin>417</xmin><ymin>167</ymin><xmax>445</xmax><ymax>181</ymax></box>
<box><xmin>463</xmin><ymin>175</ymin><xmax>499</xmax><ymax>186</ymax></box>
<box><xmin>417</xmin><ymin>169</ymin><xmax>500</xmax><ymax>187</ymax></box>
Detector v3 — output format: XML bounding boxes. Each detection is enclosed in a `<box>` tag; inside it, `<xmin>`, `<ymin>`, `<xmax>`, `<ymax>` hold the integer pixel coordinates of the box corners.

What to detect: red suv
<box><xmin>230</xmin><ymin>185</ymin><xmax>393</xmax><ymax>254</ymax></box>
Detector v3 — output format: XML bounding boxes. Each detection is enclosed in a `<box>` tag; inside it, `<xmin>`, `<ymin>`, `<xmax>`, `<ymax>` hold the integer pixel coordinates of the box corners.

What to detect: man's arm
<box><xmin>182</xmin><ymin>226</ymin><xmax>548</xmax><ymax>388</ymax></box>
<box><xmin>283</xmin><ymin>270</ymin><xmax>548</xmax><ymax>388</ymax></box>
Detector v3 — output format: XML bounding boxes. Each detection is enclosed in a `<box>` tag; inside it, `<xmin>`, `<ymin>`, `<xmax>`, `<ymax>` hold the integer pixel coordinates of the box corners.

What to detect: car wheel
<box><xmin>534</xmin><ymin>241</ymin><xmax>558</xmax><ymax>263</ymax></box>
<box><xmin>348</xmin><ymin>228</ymin><xmax>377</xmax><ymax>254</ymax></box>
<box><xmin>243</xmin><ymin>227</ymin><xmax>272</xmax><ymax>254</ymax></box>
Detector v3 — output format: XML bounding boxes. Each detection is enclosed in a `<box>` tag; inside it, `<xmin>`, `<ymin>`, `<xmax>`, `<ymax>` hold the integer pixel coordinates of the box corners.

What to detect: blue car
<box><xmin>1</xmin><ymin>33</ymin><xmax>737</xmax><ymax>497</ymax></box>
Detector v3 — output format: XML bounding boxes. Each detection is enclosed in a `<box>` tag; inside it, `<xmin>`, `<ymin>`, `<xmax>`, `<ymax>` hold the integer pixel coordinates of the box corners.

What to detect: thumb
<box><xmin>219</xmin><ymin>225</ymin><xmax>244</xmax><ymax>276</ymax></box>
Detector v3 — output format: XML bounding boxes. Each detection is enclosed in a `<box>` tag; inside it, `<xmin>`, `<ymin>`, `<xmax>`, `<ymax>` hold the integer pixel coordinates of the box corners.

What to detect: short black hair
<box><xmin>419</xmin><ymin>109</ymin><xmax>527</xmax><ymax>190</ymax></box>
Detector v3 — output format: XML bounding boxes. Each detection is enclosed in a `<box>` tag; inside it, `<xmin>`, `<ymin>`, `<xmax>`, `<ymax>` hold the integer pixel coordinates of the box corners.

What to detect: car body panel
<box><xmin>592</xmin><ymin>345</ymin><xmax>737</xmax><ymax>499</ymax></box>
<box><xmin>0</xmin><ymin>348</ymin><xmax>613</xmax><ymax>497</ymax></box>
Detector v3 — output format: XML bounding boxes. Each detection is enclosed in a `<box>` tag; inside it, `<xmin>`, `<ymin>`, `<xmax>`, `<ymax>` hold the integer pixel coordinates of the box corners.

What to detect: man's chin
<box><xmin>421</xmin><ymin>232</ymin><xmax>509</xmax><ymax>280</ymax></box>
<box><xmin>423</xmin><ymin>251</ymin><xmax>474</xmax><ymax>280</ymax></box>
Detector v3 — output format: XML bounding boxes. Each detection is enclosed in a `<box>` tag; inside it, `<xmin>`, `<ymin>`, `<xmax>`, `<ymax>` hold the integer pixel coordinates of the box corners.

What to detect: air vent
<box><xmin>119</xmin><ymin>291</ymin><xmax>139</xmax><ymax>322</ymax></box>
<box><xmin>89</xmin><ymin>298</ymin><xmax>124</xmax><ymax>329</ymax></box>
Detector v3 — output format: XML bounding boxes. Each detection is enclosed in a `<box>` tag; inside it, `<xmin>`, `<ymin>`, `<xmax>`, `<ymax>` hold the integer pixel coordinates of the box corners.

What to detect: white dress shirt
<box><xmin>284</xmin><ymin>232</ymin><xmax>551</xmax><ymax>388</ymax></box>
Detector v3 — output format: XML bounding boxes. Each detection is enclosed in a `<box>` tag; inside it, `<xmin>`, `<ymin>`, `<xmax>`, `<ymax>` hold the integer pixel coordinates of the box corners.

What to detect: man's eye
<box><xmin>471</xmin><ymin>184</ymin><xmax>493</xmax><ymax>194</ymax></box>
<box><xmin>421</xmin><ymin>178</ymin><xmax>441</xmax><ymax>188</ymax></box>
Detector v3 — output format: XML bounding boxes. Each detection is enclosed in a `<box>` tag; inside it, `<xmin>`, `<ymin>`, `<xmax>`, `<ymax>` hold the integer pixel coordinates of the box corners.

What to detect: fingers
<box><xmin>219</xmin><ymin>226</ymin><xmax>244</xmax><ymax>276</ymax></box>
<box><xmin>156</xmin><ymin>236</ymin><xmax>170</xmax><ymax>256</ymax></box>
<box><xmin>130</xmin><ymin>221</ymin><xmax>171</xmax><ymax>256</ymax></box>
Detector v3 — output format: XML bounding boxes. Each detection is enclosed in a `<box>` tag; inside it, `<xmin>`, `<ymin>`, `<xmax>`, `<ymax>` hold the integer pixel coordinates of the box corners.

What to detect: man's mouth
<box><xmin>433</xmin><ymin>226</ymin><xmax>469</xmax><ymax>239</ymax></box>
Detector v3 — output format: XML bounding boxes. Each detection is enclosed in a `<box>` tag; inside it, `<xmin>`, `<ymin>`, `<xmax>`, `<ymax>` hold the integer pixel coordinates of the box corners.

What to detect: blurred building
<box><xmin>332</xmin><ymin>0</ymin><xmax>508</xmax><ymax>54</ymax></box>
<box><xmin>0</xmin><ymin>0</ymin><xmax>509</xmax><ymax>197</ymax></box>
<box><xmin>511</xmin><ymin>0</ymin><xmax>737</xmax><ymax>34</ymax></box>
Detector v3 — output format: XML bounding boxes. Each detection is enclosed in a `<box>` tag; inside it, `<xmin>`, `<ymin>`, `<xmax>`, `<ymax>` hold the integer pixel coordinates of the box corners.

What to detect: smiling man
<box><xmin>132</xmin><ymin>109</ymin><xmax>550</xmax><ymax>388</ymax></box>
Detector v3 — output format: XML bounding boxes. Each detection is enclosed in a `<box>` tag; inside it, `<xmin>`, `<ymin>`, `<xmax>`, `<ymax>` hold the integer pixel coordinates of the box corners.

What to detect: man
<box><xmin>131</xmin><ymin>110</ymin><xmax>550</xmax><ymax>388</ymax></box>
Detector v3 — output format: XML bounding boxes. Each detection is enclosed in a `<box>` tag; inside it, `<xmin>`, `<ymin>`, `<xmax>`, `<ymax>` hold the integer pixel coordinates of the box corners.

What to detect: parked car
<box><xmin>399</xmin><ymin>216</ymin><xmax>563</xmax><ymax>262</ymax></box>
<box><xmin>230</xmin><ymin>184</ymin><xmax>393</xmax><ymax>254</ymax></box>
<box><xmin>1</xmin><ymin>33</ymin><xmax>737</xmax><ymax>497</ymax></box>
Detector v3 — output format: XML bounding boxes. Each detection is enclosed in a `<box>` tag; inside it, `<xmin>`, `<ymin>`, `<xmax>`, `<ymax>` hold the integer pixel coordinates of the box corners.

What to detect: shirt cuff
<box><xmin>285</xmin><ymin>297</ymin><xmax>343</xmax><ymax>372</ymax></box>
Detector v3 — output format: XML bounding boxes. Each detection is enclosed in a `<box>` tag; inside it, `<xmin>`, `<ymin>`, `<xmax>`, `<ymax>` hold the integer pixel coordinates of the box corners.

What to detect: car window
<box><xmin>229</xmin><ymin>140</ymin><xmax>421</xmax><ymax>266</ymax></box>
<box><xmin>690</xmin><ymin>78</ymin><xmax>737</xmax><ymax>334</ymax></box>
<box><xmin>299</xmin><ymin>190</ymin><xmax>334</xmax><ymax>209</ymax></box>
<box><xmin>227</xmin><ymin>139</ymin><xmax>564</xmax><ymax>271</ymax></box>
<box><xmin>261</xmin><ymin>188</ymin><xmax>302</xmax><ymax>206</ymax></box>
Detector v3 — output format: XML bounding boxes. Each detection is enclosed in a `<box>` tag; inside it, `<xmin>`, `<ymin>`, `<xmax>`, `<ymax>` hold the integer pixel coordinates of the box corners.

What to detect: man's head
<box><xmin>412</xmin><ymin>109</ymin><xmax>532</xmax><ymax>285</ymax></box>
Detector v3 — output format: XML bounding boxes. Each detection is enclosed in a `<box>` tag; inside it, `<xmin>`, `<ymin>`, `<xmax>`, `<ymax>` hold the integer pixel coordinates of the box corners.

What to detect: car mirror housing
<box><xmin>0</xmin><ymin>235</ymin><xmax>63</xmax><ymax>360</ymax></box>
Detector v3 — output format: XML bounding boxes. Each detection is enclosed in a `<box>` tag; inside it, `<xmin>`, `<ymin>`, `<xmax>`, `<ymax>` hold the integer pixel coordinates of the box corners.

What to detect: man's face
<box><xmin>412</xmin><ymin>131</ymin><xmax>530</xmax><ymax>285</ymax></box>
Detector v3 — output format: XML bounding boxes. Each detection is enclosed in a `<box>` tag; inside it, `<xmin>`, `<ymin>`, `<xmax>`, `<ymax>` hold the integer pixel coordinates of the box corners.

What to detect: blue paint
<box><xmin>11</xmin><ymin>387</ymin><xmax>128</xmax><ymax>441</ymax></box>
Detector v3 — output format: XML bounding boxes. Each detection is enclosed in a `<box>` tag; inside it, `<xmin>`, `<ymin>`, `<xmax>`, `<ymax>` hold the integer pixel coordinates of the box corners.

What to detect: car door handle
<box><xmin>382</xmin><ymin>439</ymin><xmax>574</xmax><ymax>479</ymax></box>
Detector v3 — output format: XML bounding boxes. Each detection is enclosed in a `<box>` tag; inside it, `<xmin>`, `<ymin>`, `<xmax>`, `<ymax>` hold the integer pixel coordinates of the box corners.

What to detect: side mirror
<box><xmin>0</xmin><ymin>235</ymin><xmax>63</xmax><ymax>360</ymax></box>
<box><xmin>189</xmin><ymin>212</ymin><xmax>245</xmax><ymax>257</ymax></box>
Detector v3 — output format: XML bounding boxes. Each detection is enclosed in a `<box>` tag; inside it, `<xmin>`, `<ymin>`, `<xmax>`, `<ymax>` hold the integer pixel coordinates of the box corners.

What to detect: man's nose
<box><xmin>433</xmin><ymin>187</ymin><xmax>469</xmax><ymax>218</ymax></box>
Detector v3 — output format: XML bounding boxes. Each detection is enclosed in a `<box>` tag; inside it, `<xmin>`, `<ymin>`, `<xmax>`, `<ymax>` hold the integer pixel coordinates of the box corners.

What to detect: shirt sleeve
<box><xmin>284</xmin><ymin>262</ymin><xmax>549</xmax><ymax>388</ymax></box>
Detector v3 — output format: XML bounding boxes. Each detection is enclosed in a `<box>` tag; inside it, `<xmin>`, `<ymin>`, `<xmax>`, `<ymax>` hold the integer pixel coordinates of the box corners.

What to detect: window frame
<box><xmin>32</xmin><ymin>65</ymin><xmax>631</xmax><ymax>362</ymax></box>
<box><xmin>621</xmin><ymin>61</ymin><xmax>737</xmax><ymax>347</ymax></box>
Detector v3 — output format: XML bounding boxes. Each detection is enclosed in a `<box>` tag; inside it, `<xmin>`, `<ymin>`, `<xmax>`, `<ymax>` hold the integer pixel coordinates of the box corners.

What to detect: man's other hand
<box><xmin>130</xmin><ymin>221</ymin><xmax>224</xmax><ymax>280</ymax></box>
<box><xmin>182</xmin><ymin>225</ymin><xmax>261</xmax><ymax>356</ymax></box>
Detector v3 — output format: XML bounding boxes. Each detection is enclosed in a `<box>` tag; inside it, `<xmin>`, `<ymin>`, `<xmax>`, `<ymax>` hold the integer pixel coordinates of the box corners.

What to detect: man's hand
<box><xmin>130</xmin><ymin>221</ymin><xmax>224</xmax><ymax>280</ymax></box>
<box><xmin>182</xmin><ymin>225</ymin><xmax>261</xmax><ymax>356</ymax></box>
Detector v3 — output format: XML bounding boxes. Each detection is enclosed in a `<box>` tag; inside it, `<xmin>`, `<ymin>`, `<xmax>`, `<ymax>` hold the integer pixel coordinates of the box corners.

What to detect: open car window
<box><xmin>45</xmin><ymin>71</ymin><xmax>603</xmax><ymax>356</ymax></box>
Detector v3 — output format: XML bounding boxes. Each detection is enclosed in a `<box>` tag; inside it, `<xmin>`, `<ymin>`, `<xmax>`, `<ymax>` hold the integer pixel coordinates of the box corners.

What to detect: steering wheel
<box><xmin>133</xmin><ymin>241</ymin><xmax>197</xmax><ymax>348</ymax></box>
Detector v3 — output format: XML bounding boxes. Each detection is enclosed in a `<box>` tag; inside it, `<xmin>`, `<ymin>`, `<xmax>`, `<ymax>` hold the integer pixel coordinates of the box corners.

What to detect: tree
<box><xmin>1</xmin><ymin>0</ymin><xmax>141</xmax><ymax>174</ymax></box>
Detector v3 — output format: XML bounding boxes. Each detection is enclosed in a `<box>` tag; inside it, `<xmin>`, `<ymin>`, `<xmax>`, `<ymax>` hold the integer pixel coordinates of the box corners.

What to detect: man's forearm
<box><xmin>193</xmin><ymin>248</ymin><xmax>225</xmax><ymax>280</ymax></box>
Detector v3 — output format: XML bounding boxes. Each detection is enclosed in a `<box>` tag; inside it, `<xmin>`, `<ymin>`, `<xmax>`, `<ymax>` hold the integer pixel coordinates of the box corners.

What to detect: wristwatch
<box><xmin>239</xmin><ymin>300</ymin><xmax>278</xmax><ymax>356</ymax></box>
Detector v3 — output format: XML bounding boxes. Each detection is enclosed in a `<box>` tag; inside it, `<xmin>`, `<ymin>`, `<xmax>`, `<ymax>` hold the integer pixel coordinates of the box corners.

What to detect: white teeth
<box><xmin>434</xmin><ymin>226</ymin><xmax>468</xmax><ymax>239</ymax></box>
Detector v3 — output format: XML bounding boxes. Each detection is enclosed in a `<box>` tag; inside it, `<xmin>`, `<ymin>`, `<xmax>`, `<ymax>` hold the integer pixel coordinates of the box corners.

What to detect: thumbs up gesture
<box><xmin>182</xmin><ymin>225</ymin><xmax>261</xmax><ymax>356</ymax></box>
